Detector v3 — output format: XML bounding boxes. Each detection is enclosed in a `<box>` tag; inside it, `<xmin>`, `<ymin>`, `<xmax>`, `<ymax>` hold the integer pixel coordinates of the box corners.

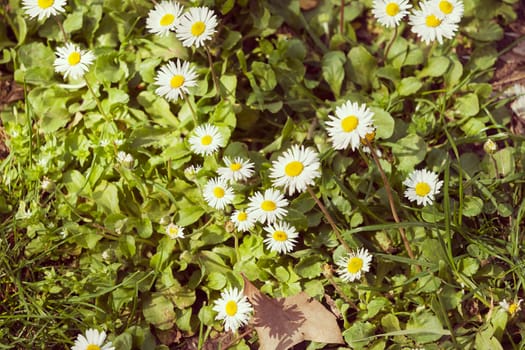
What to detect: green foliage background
<box><xmin>0</xmin><ymin>0</ymin><xmax>524</xmax><ymax>349</ymax></box>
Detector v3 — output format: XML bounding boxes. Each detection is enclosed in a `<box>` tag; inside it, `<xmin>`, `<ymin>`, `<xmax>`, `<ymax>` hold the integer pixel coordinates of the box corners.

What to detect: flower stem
<box><xmin>54</xmin><ymin>17</ymin><xmax>68</xmax><ymax>43</ymax></box>
<box><xmin>384</xmin><ymin>25</ymin><xmax>398</xmax><ymax>63</ymax></box>
<box><xmin>307</xmin><ymin>186</ymin><xmax>352</xmax><ymax>253</ymax></box>
<box><xmin>205</xmin><ymin>45</ymin><xmax>221</xmax><ymax>98</ymax></box>
<box><xmin>339</xmin><ymin>0</ymin><xmax>345</xmax><ymax>34</ymax></box>
<box><xmin>322</xmin><ymin>264</ymin><xmax>359</xmax><ymax>310</ymax></box>
<box><xmin>84</xmin><ymin>77</ymin><xmax>108</xmax><ymax>120</ymax></box>
<box><xmin>364</xmin><ymin>141</ymin><xmax>420</xmax><ymax>272</ymax></box>
<box><xmin>183</xmin><ymin>92</ymin><xmax>198</xmax><ymax>126</ymax></box>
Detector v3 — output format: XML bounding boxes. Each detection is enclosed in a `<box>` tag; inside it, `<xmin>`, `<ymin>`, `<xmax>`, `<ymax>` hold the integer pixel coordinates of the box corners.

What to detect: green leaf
<box><xmin>463</xmin><ymin>196</ymin><xmax>483</xmax><ymax>217</ymax></box>
<box><xmin>468</xmin><ymin>21</ymin><xmax>503</xmax><ymax>42</ymax></box>
<box><xmin>367</xmin><ymin>297</ymin><xmax>391</xmax><ymax>318</ymax></box>
<box><xmin>370</xmin><ymin>107</ymin><xmax>394</xmax><ymax>139</ymax></box>
<box><xmin>94</xmin><ymin>52</ymin><xmax>127</xmax><ymax>84</ymax></box>
<box><xmin>15</xmin><ymin>42</ymin><xmax>55</xmax><ymax>85</ymax></box>
<box><xmin>64</xmin><ymin>11</ymin><xmax>84</xmax><ymax>33</ymax></box>
<box><xmin>343</xmin><ymin>321</ymin><xmax>375</xmax><ymax>350</ymax></box>
<box><xmin>406</xmin><ymin>310</ymin><xmax>445</xmax><ymax>343</ymax></box>
<box><xmin>492</xmin><ymin>147</ymin><xmax>515</xmax><ymax>176</ymax></box>
<box><xmin>398</xmin><ymin>77</ymin><xmax>423</xmax><ymax>96</ymax></box>
<box><xmin>93</xmin><ymin>181</ymin><xmax>120</xmax><ymax>215</ymax></box>
<box><xmin>251</xmin><ymin>61</ymin><xmax>277</xmax><ymax>91</ymax></box>
<box><xmin>455</xmin><ymin>93</ymin><xmax>479</xmax><ymax>117</ymax></box>
<box><xmin>390</xmin><ymin>134</ymin><xmax>427</xmax><ymax>173</ymax></box>
<box><xmin>322</xmin><ymin>51</ymin><xmax>346</xmax><ymax>98</ymax></box>
<box><xmin>348</xmin><ymin>45</ymin><xmax>377</xmax><ymax>90</ymax></box>
<box><xmin>143</xmin><ymin>293</ymin><xmax>176</xmax><ymax>330</ymax></box>
<box><xmin>295</xmin><ymin>255</ymin><xmax>323</xmax><ymax>278</ymax></box>
<box><xmin>137</xmin><ymin>91</ymin><xmax>178</xmax><ymax>127</ymax></box>
<box><xmin>418</xmin><ymin>56</ymin><xmax>450</xmax><ymax>78</ymax></box>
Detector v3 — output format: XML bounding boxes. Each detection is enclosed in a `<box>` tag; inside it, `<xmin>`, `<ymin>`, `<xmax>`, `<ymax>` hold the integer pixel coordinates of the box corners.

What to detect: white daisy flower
<box><xmin>409</xmin><ymin>2</ymin><xmax>458</xmax><ymax>44</ymax></box>
<box><xmin>203</xmin><ymin>177</ymin><xmax>235</xmax><ymax>210</ymax></box>
<box><xmin>231</xmin><ymin>209</ymin><xmax>256</xmax><ymax>232</ymax></box>
<box><xmin>116</xmin><ymin>151</ymin><xmax>134</xmax><ymax>168</ymax></box>
<box><xmin>247</xmin><ymin>188</ymin><xmax>289</xmax><ymax>224</ymax></box>
<box><xmin>336</xmin><ymin>248</ymin><xmax>373</xmax><ymax>282</ymax></box>
<box><xmin>372</xmin><ymin>0</ymin><xmax>412</xmax><ymax>28</ymax></box>
<box><xmin>154</xmin><ymin>59</ymin><xmax>198</xmax><ymax>102</ymax></box>
<box><xmin>269</xmin><ymin>145</ymin><xmax>321</xmax><ymax>196</ymax></box>
<box><xmin>165</xmin><ymin>223</ymin><xmax>184</xmax><ymax>239</ymax></box>
<box><xmin>218</xmin><ymin>156</ymin><xmax>255</xmax><ymax>183</ymax></box>
<box><xmin>72</xmin><ymin>328</ymin><xmax>115</xmax><ymax>350</ymax></box>
<box><xmin>53</xmin><ymin>43</ymin><xmax>95</xmax><ymax>80</ymax></box>
<box><xmin>429</xmin><ymin>0</ymin><xmax>463</xmax><ymax>23</ymax></box>
<box><xmin>212</xmin><ymin>287</ymin><xmax>253</xmax><ymax>333</ymax></box>
<box><xmin>22</xmin><ymin>0</ymin><xmax>67</xmax><ymax>21</ymax></box>
<box><xmin>263</xmin><ymin>221</ymin><xmax>299</xmax><ymax>254</ymax></box>
<box><xmin>326</xmin><ymin>101</ymin><xmax>375</xmax><ymax>151</ymax></box>
<box><xmin>175</xmin><ymin>6</ymin><xmax>218</xmax><ymax>48</ymax></box>
<box><xmin>403</xmin><ymin>169</ymin><xmax>443</xmax><ymax>206</ymax></box>
<box><xmin>500</xmin><ymin>299</ymin><xmax>523</xmax><ymax>316</ymax></box>
<box><xmin>184</xmin><ymin>164</ymin><xmax>202</xmax><ymax>180</ymax></box>
<box><xmin>188</xmin><ymin>123</ymin><xmax>224</xmax><ymax>156</ymax></box>
<box><xmin>146</xmin><ymin>1</ymin><xmax>184</xmax><ymax>37</ymax></box>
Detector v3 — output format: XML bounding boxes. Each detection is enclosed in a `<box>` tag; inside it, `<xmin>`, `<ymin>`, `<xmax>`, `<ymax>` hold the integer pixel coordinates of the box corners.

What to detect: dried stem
<box><xmin>54</xmin><ymin>17</ymin><xmax>68</xmax><ymax>43</ymax></box>
<box><xmin>307</xmin><ymin>186</ymin><xmax>352</xmax><ymax>253</ymax></box>
<box><xmin>364</xmin><ymin>141</ymin><xmax>421</xmax><ymax>272</ymax></box>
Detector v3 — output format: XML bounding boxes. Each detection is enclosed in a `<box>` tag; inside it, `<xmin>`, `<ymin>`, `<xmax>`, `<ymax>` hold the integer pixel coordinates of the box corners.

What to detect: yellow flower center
<box><xmin>385</xmin><ymin>2</ymin><xmax>400</xmax><ymax>16</ymax></box>
<box><xmin>86</xmin><ymin>345</ymin><xmax>101</xmax><ymax>350</ymax></box>
<box><xmin>439</xmin><ymin>0</ymin><xmax>453</xmax><ymax>14</ymax></box>
<box><xmin>341</xmin><ymin>115</ymin><xmax>359</xmax><ymax>132</ymax></box>
<box><xmin>508</xmin><ymin>303</ymin><xmax>520</xmax><ymax>315</ymax></box>
<box><xmin>38</xmin><ymin>0</ymin><xmax>54</xmax><ymax>9</ymax></box>
<box><xmin>272</xmin><ymin>230</ymin><xmax>288</xmax><ymax>242</ymax></box>
<box><xmin>170</xmin><ymin>75</ymin><xmax>185</xmax><ymax>88</ymax></box>
<box><xmin>160</xmin><ymin>13</ymin><xmax>175</xmax><ymax>26</ymax></box>
<box><xmin>213</xmin><ymin>186</ymin><xmax>225</xmax><ymax>198</ymax></box>
<box><xmin>229</xmin><ymin>162</ymin><xmax>242</xmax><ymax>171</ymax></box>
<box><xmin>261</xmin><ymin>200</ymin><xmax>276</xmax><ymax>212</ymax></box>
<box><xmin>284</xmin><ymin>161</ymin><xmax>304</xmax><ymax>177</ymax></box>
<box><xmin>201</xmin><ymin>135</ymin><xmax>212</xmax><ymax>146</ymax></box>
<box><xmin>168</xmin><ymin>226</ymin><xmax>179</xmax><ymax>236</ymax></box>
<box><xmin>347</xmin><ymin>257</ymin><xmax>364</xmax><ymax>274</ymax></box>
<box><xmin>191</xmin><ymin>21</ymin><xmax>206</xmax><ymax>36</ymax></box>
<box><xmin>415</xmin><ymin>182</ymin><xmax>431</xmax><ymax>197</ymax></box>
<box><xmin>225</xmin><ymin>300</ymin><xmax>238</xmax><ymax>316</ymax></box>
<box><xmin>426</xmin><ymin>14</ymin><xmax>441</xmax><ymax>27</ymax></box>
<box><xmin>237</xmin><ymin>212</ymin><xmax>247</xmax><ymax>222</ymax></box>
<box><xmin>67</xmin><ymin>52</ymin><xmax>81</xmax><ymax>66</ymax></box>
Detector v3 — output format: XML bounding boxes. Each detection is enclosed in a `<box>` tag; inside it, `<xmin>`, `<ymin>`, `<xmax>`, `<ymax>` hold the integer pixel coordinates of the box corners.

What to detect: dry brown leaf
<box><xmin>299</xmin><ymin>0</ymin><xmax>320</xmax><ymax>11</ymax></box>
<box><xmin>243</xmin><ymin>275</ymin><xmax>344</xmax><ymax>350</ymax></box>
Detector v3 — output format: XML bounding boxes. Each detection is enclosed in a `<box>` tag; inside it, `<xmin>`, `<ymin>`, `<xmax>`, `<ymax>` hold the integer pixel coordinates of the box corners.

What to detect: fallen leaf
<box><xmin>299</xmin><ymin>0</ymin><xmax>320</xmax><ymax>11</ymax></box>
<box><xmin>242</xmin><ymin>275</ymin><xmax>344</xmax><ymax>350</ymax></box>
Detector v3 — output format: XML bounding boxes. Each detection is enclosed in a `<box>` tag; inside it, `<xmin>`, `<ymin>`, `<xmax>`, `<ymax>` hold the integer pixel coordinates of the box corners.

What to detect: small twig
<box><xmin>364</xmin><ymin>140</ymin><xmax>420</xmax><ymax>272</ymax></box>
<box><xmin>307</xmin><ymin>186</ymin><xmax>352</xmax><ymax>253</ymax></box>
